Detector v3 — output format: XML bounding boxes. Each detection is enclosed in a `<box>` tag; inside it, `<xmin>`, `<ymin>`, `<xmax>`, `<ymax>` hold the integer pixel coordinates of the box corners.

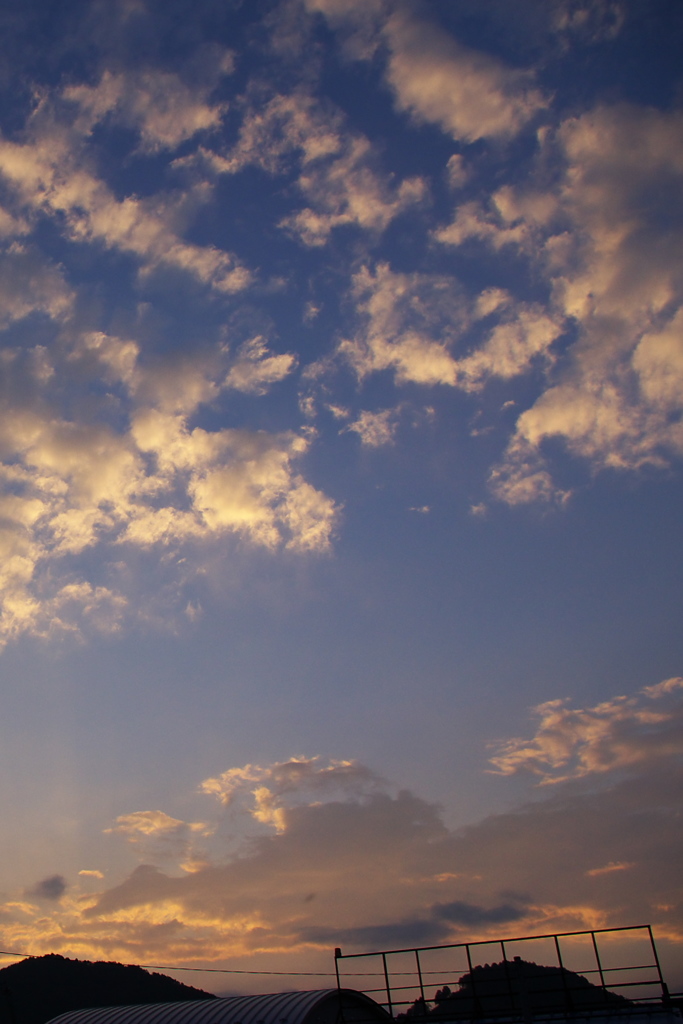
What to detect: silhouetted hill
<box><xmin>0</xmin><ymin>954</ymin><xmax>216</xmax><ymax>1024</ymax></box>
<box><xmin>400</xmin><ymin>958</ymin><xmax>632</xmax><ymax>1019</ymax></box>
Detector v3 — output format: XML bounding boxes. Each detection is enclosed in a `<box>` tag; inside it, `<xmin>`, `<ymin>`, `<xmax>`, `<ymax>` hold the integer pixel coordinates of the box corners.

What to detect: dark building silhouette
<box><xmin>47</xmin><ymin>990</ymin><xmax>392</xmax><ymax>1024</ymax></box>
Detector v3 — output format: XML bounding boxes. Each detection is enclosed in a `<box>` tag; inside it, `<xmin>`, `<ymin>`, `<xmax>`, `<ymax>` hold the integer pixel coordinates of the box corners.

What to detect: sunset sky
<box><xmin>0</xmin><ymin>0</ymin><xmax>682</xmax><ymax>999</ymax></box>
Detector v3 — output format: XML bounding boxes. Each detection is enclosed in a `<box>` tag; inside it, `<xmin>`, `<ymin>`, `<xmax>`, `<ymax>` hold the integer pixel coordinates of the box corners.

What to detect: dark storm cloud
<box><xmin>26</xmin><ymin>874</ymin><xmax>67</xmax><ymax>900</ymax></box>
<box><xmin>433</xmin><ymin>900</ymin><xmax>525</xmax><ymax>926</ymax></box>
<box><xmin>297</xmin><ymin>900</ymin><xmax>525</xmax><ymax>949</ymax></box>
<box><xmin>297</xmin><ymin>918</ymin><xmax>448</xmax><ymax>949</ymax></box>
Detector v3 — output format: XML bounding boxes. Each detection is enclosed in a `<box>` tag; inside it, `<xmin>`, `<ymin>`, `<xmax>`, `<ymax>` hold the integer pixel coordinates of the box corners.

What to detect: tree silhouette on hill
<box><xmin>400</xmin><ymin>958</ymin><xmax>632</xmax><ymax>1020</ymax></box>
<box><xmin>0</xmin><ymin>954</ymin><xmax>215</xmax><ymax>1024</ymax></box>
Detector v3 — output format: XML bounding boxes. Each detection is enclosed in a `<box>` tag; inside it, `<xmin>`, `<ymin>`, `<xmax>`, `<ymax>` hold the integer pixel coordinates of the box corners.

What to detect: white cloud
<box><xmin>345</xmin><ymin>408</ymin><xmax>397</xmax><ymax>447</ymax></box>
<box><xmin>126</xmin><ymin>402</ymin><xmax>337</xmax><ymax>552</ymax></box>
<box><xmin>0</xmin><ymin>331</ymin><xmax>337</xmax><ymax>645</ymax></box>
<box><xmin>0</xmin><ymin>111</ymin><xmax>250</xmax><ymax>293</ymax></box>
<box><xmin>304</xmin><ymin>0</ymin><xmax>546</xmax><ymax>143</ymax></box>
<box><xmin>224</xmin><ymin>336</ymin><xmax>296</xmax><ymax>394</ymax></box>
<box><xmin>489</xmin><ymin>677</ymin><xmax>683</xmax><ymax>782</ymax></box>
<box><xmin>337</xmin><ymin>264</ymin><xmax>563</xmax><ymax>392</ymax></box>
<box><xmin>64</xmin><ymin>61</ymin><xmax>232</xmax><ymax>152</ymax></box>
<box><xmin>488</xmin><ymin>441</ymin><xmax>570</xmax><ymax>506</ymax></box>
<box><xmin>200</xmin><ymin>755</ymin><xmax>383</xmax><ymax>831</ymax></box>
<box><xmin>485</xmin><ymin>104</ymin><xmax>683</xmax><ymax>501</ymax></box>
<box><xmin>0</xmin><ymin>243</ymin><xmax>73</xmax><ymax>326</ymax></box>
<box><xmin>382</xmin><ymin>6</ymin><xmax>547</xmax><ymax>143</ymax></box>
<box><xmin>338</xmin><ymin>263</ymin><xmax>464</xmax><ymax>386</ymax></box>
<box><xmin>445</xmin><ymin>154</ymin><xmax>469</xmax><ymax>190</ymax></box>
<box><xmin>51</xmin><ymin>582</ymin><xmax>128</xmax><ymax>634</ymax></box>
<box><xmin>105</xmin><ymin>810</ymin><xmax>210</xmax><ymax>838</ymax></box>
<box><xmin>212</xmin><ymin>91</ymin><xmax>343</xmax><ymax>175</ymax></box>
<box><xmin>74</xmin><ymin>331</ymin><xmax>140</xmax><ymax>386</ymax></box>
<box><xmin>206</xmin><ymin>91</ymin><xmax>425</xmax><ymax>245</ymax></box>
<box><xmin>105</xmin><ymin>811</ymin><xmax>213</xmax><ymax>874</ymax></box>
<box><xmin>280</xmin><ymin>135</ymin><xmax>426</xmax><ymax>246</ymax></box>
<box><xmin>456</xmin><ymin>306</ymin><xmax>563</xmax><ymax>390</ymax></box>
<box><xmin>632</xmin><ymin>307</ymin><xmax>683</xmax><ymax>410</ymax></box>
<box><xmin>435</xmin><ymin>200</ymin><xmax>541</xmax><ymax>253</ymax></box>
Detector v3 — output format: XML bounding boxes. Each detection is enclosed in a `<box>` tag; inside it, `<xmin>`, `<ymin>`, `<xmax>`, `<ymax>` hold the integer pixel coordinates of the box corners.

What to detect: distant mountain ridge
<box><xmin>0</xmin><ymin>954</ymin><xmax>215</xmax><ymax>1024</ymax></box>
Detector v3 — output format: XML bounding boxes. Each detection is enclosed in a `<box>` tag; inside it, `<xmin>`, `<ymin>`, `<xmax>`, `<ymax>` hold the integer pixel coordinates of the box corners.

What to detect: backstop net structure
<box><xmin>334</xmin><ymin>925</ymin><xmax>672</xmax><ymax>1022</ymax></box>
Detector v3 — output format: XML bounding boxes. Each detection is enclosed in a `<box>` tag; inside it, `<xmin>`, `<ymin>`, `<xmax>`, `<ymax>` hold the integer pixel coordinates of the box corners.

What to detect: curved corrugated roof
<box><xmin>46</xmin><ymin>988</ymin><xmax>390</xmax><ymax>1024</ymax></box>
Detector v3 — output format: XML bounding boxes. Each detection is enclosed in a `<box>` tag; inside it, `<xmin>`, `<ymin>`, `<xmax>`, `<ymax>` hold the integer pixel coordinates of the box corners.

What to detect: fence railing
<box><xmin>333</xmin><ymin>925</ymin><xmax>673</xmax><ymax>1022</ymax></box>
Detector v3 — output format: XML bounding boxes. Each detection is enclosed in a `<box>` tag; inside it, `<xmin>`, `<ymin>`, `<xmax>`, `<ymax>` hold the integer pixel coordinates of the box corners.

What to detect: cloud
<box><xmin>381</xmin><ymin>6</ymin><xmax>547</xmax><ymax>143</ymax></box>
<box><xmin>337</xmin><ymin>265</ymin><xmax>562</xmax><ymax>391</ymax></box>
<box><xmin>552</xmin><ymin>0</ymin><xmax>625</xmax><ymax>42</ymax></box>
<box><xmin>293</xmin><ymin>898</ymin><xmax>526</xmax><ymax>950</ymax></box>
<box><xmin>433</xmin><ymin>899</ymin><xmax>526</xmax><ymax>926</ymax></box>
<box><xmin>298</xmin><ymin>918</ymin><xmax>448</xmax><ymax>950</ymax></box>
<box><xmin>206</xmin><ymin>90</ymin><xmax>425</xmax><ymax>245</ymax></box>
<box><xmin>456</xmin><ymin>305</ymin><xmax>563</xmax><ymax>391</ymax></box>
<box><xmin>1</xmin><ymin>678</ymin><xmax>681</xmax><ymax>963</ymax></box>
<box><xmin>632</xmin><ymin>308</ymin><xmax>683</xmax><ymax>410</ymax></box>
<box><xmin>51</xmin><ymin>582</ymin><xmax>128</xmax><ymax>634</ymax></box>
<box><xmin>345</xmin><ymin>409</ymin><xmax>397</xmax><ymax>447</ymax></box>
<box><xmin>304</xmin><ymin>0</ymin><xmax>546</xmax><ymax>142</ymax></box>
<box><xmin>25</xmin><ymin>875</ymin><xmax>67</xmax><ymax>901</ymax></box>
<box><xmin>200</xmin><ymin>756</ymin><xmax>384</xmax><ymax>830</ymax></box>
<box><xmin>584</xmin><ymin>861</ymin><xmax>634</xmax><ymax>877</ymax></box>
<box><xmin>84</xmin><ymin>787</ymin><xmax>456</xmax><ymax>945</ymax></box>
<box><xmin>434</xmin><ymin>186</ymin><xmax>557</xmax><ymax>253</ymax></box>
<box><xmin>279</xmin><ymin>135</ymin><xmax>426</xmax><ymax>246</ymax></box>
<box><xmin>338</xmin><ymin>263</ymin><xmax>463</xmax><ymax>386</ymax></box>
<box><xmin>209</xmin><ymin>91</ymin><xmax>343</xmax><ymax>175</ymax></box>
<box><xmin>271</xmin><ymin>95</ymin><xmax>683</xmax><ymax>506</ymax></box>
<box><xmin>0</xmin><ymin>106</ymin><xmax>250</xmax><ymax>293</ymax></box>
<box><xmin>0</xmin><ymin>330</ymin><xmax>337</xmax><ymax>645</ymax></box>
<box><xmin>224</xmin><ymin>336</ymin><xmax>297</xmax><ymax>395</ymax></box>
<box><xmin>445</xmin><ymin>154</ymin><xmax>469</xmax><ymax>190</ymax></box>
<box><xmin>554</xmin><ymin>104</ymin><xmax>683</xmax><ymax>327</ymax></box>
<box><xmin>106</xmin><ymin>810</ymin><xmax>210</xmax><ymax>839</ymax></box>
<box><xmin>63</xmin><ymin>60</ymin><xmax>232</xmax><ymax>152</ymax></box>
<box><xmin>488</xmin><ymin>445</ymin><xmax>570</xmax><ymax>506</ymax></box>
<box><xmin>427</xmin><ymin>100</ymin><xmax>683</xmax><ymax>504</ymax></box>
<box><xmin>0</xmin><ymin>243</ymin><xmax>73</xmax><ymax>326</ymax></box>
<box><xmin>488</xmin><ymin>677</ymin><xmax>683</xmax><ymax>782</ymax></box>
<box><xmin>81</xmin><ymin>762</ymin><xmax>683</xmax><ymax>959</ymax></box>
<box><xmin>105</xmin><ymin>811</ymin><xmax>213</xmax><ymax>871</ymax></box>
<box><xmin>126</xmin><ymin>396</ymin><xmax>336</xmax><ymax>554</ymax></box>
<box><xmin>486</xmin><ymin>103</ymin><xmax>683</xmax><ymax>501</ymax></box>
<box><xmin>73</xmin><ymin>331</ymin><xmax>140</xmax><ymax>387</ymax></box>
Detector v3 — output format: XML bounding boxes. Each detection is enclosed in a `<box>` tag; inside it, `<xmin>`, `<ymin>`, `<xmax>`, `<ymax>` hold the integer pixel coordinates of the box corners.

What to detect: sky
<box><xmin>0</xmin><ymin>0</ymin><xmax>682</xmax><ymax>1000</ymax></box>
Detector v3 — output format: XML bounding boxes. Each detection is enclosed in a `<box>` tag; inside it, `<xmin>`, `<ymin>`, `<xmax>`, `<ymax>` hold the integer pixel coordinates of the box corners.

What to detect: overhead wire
<box><xmin>0</xmin><ymin>947</ymin><xmax>452</xmax><ymax>977</ymax></box>
<box><xmin>0</xmin><ymin>951</ymin><xmax>334</xmax><ymax>976</ymax></box>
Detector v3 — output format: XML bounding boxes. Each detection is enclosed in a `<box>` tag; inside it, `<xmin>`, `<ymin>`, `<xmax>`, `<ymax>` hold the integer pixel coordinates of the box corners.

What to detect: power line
<box><xmin>0</xmin><ymin>950</ymin><xmax>334</xmax><ymax>977</ymax></box>
<box><xmin>0</xmin><ymin>948</ymin><xmax>439</xmax><ymax>978</ymax></box>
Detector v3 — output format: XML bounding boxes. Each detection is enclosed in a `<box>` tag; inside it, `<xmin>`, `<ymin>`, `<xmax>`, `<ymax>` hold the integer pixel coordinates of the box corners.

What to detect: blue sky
<box><xmin>0</xmin><ymin>0</ymin><xmax>682</xmax><ymax>997</ymax></box>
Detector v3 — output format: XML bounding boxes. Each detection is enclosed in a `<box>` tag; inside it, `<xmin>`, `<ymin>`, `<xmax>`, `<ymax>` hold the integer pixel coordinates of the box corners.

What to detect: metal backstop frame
<box><xmin>334</xmin><ymin>925</ymin><xmax>670</xmax><ymax>1021</ymax></box>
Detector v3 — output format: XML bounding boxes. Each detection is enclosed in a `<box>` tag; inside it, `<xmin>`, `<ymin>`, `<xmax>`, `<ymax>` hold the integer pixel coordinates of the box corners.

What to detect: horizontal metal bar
<box><xmin>335</xmin><ymin>925</ymin><xmax>654</xmax><ymax>960</ymax></box>
<box><xmin>336</xmin><ymin>966</ymin><xmax>659</xmax><ymax>979</ymax></box>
